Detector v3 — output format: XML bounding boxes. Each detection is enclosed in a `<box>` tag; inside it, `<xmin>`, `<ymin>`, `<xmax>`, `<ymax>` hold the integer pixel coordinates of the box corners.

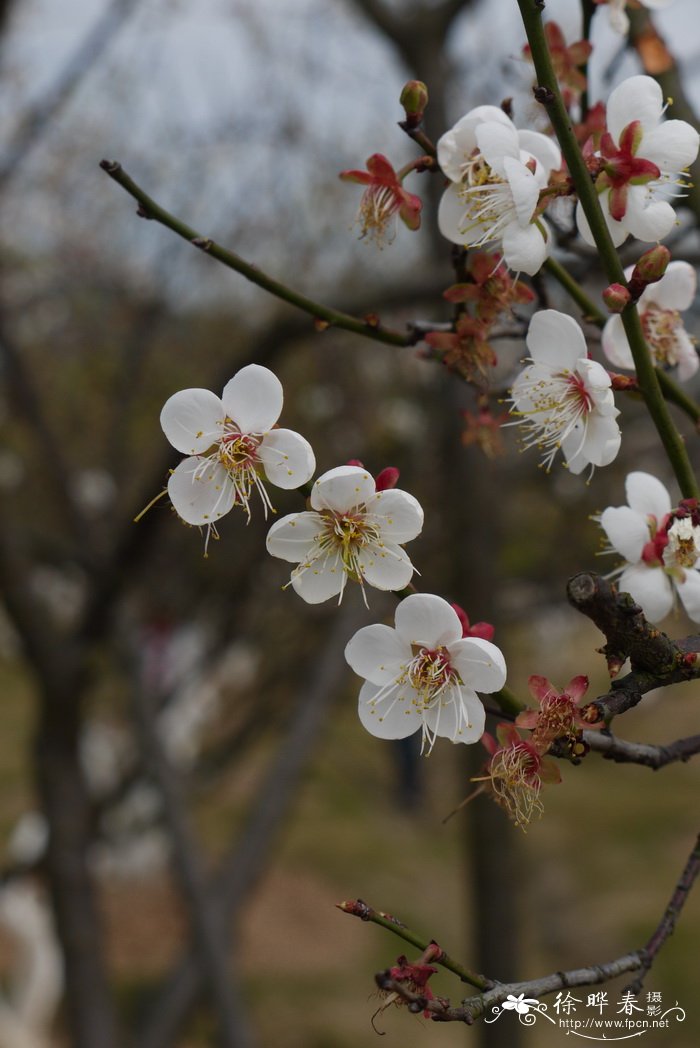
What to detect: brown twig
<box><xmin>585</xmin><ymin>730</ymin><xmax>700</xmax><ymax>769</ymax></box>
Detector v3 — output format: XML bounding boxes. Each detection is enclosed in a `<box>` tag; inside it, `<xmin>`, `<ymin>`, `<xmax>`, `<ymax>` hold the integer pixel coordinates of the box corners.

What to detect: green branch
<box><xmin>517</xmin><ymin>1</ymin><xmax>699</xmax><ymax>499</ymax></box>
<box><xmin>337</xmin><ymin>899</ymin><xmax>493</xmax><ymax>990</ymax></box>
<box><xmin>99</xmin><ymin>160</ymin><xmax>415</xmax><ymax>349</ymax></box>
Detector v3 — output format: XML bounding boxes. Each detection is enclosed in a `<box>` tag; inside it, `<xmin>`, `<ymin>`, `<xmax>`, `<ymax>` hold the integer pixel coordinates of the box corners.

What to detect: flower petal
<box><xmin>602</xmin><ymin>315</ymin><xmax>635</xmax><ymax>370</ymax></box>
<box><xmin>357</xmin><ymin>680</ymin><xmax>424</xmax><ymax>740</ymax></box>
<box><xmin>365</xmin><ymin>488</ymin><xmax>424</xmax><ymax>542</ymax></box>
<box><xmin>502</xmin><ymin>156</ymin><xmax>540</xmax><ymax>224</ymax></box>
<box><xmin>290</xmin><ymin>553</ymin><xmax>345</xmax><ymax>604</ymax></box>
<box><xmin>258</xmin><ymin>429</ymin><xmax>316</xmax><ymax>489</ymax></box>
<box><xmin>394</xmin><ymin>593</ymin><xmax>462</xmax><ymax>648</ymax></box>
<box><xmin>675</xmin><ymin>330</ymin><xmax>699</xmax><ymax>382</ymax></box>
<box><xmin>357</xmin><ymin>543</ymin><xmax>416</xmax><ymax>592</ymax></box>
<box><xmin>167</xmin><ymin>457</ymin><xmax>235</xmax><ymax>525</ymax></box>
<box><xmin>526</xmin><ymin>309</ymin><xmax>588</xmax><ymax>370</ymax></box>
<box><xmin>449</xmin><ymin>637</ymin><xmax>507</xmax><ymax>693</ymax></box>
<box><xmin>221</xmin><ymin>364</ymin><xmax>283</xmax><ymax>433</ymax></box>
<box><xmin>563</xmin><ymin>412</ymin><xmax>620</xmax><ymax>471</ymax></box>
<box><xmin>344</xmin><ymin>624</ymin><xmax>409</xmax><ymax>685</ymax></box>
<box><xmin>517</xmin><ymin>129</ymin><xmax>561</xmax><ymax>175</ymax></box>
<box><xmin>475</xmin><ymin>121</ymin><xmax>521</xmax><ymax>173</ymax></box>
<box><xmin>641</xmin><ymin>121</ymin><xmax>700</xmax><ymax>173</ymax></box>
<box><xmin>619</xmin><ymin>563</ymin><xmax>673</xmax><ymax>622</ymax></box>
<box><xmin>607</xmin><ymin>76</ymin><xmax>663</xmax><ymax>142</ymax></box>
<box><xmin>625</xmin><ymin>471</ymin><xmax>671</xmax><ymax>521</ymax></box>
<box><xmin>310</xmin><ymin>465</ymin><xmax>375</xmax><ymax>513</ymax></box>
<box><xmin>437</xmin><ymin>106</ymin><xmax>513</xmax><ymax>182</ymax></box>
<box><xmin>501</xmin><ymin>219</ymin><xmax>550</xmax><ymax>276</ymax></box>
<box><xmin>676</xmin><ymin>569</ymin><xmax>700</xmax><ymax>623</ymax></box>
<box><xmin>599</xmin><ymin>505</ymin><xmax>649</xmax><ymax>562</ymax></box>
<box><xmin>437</xmin><ymin>183</ymin><xmax>470</xmax><ymax>245</ymax></box>
<box><xmin>622</xmin><ymin>188</ymin><xmax>675</xmax><ymax>243</ymax></box>
<box><xmin>423</xmin><ymin>687</ymin><xmax>485</xmax><ymax>743</ymax></box>
<box><xmin>643</xmin><ymin>261</ymin><xmax>696</xmax><ymax>311</ymax></box>
<box><xmin>160</xmin><ymin>389</ymin><xmax>225</xmax><ymax>454</ymax></box>
<box><xmin>576</xmin><ymin>198</ymin><xmax>627</xmax><ymax>248</ymax></box>
<box><xmin>265</xmin><ymin>511</ymin><xmax>324</xmax><ymax>563</ymax></box>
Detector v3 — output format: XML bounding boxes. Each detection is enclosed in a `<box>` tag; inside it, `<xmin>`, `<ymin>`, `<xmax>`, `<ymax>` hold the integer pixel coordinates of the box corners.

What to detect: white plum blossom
<box><xmin>344</xmin><ymin>593</ymin><xmax>507</xmax><ymax>752</ymax></box>
<box><xmin>577</xmin><ymin>76</ymin><xmax>699</xmax><ymax>248</ymax></box>
<box><xmin>509</xmin><ymin>310</ymin><xmax>621</xmax><ymax>474</ymax></box>
<box><xmin>604</xmin><ymin>0</ymin><xmax>675</xmax><ymax>36</ymax></box>
<box><xmin>160</xmin><ymin>365</ymin><xmax>315</xmax><ymax>537</ymax></box>
<box><xmin>603</xmin><ymin>261</ymin><xmax>698</xmax><ymax>381</ymax></box>
<box><xmin>265</xmin><ymin>465</ymin><xmax>423</xmax><ymax>604</ymax></box>
<box><xmin>598</xmin><ymin>471</ymin><xmax>700</xmax><ymax>623</ymax></box>
<box><xmin>437</xmin><ymin>105</ymin><xmax>561</xmax><ymax>275</ymax></box>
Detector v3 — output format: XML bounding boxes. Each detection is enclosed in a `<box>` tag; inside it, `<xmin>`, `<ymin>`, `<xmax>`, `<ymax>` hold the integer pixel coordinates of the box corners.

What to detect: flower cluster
<box><xmin>599</xmin><ymin>471</ymin><xmax>700</xmax><ymax>623</ymax></box>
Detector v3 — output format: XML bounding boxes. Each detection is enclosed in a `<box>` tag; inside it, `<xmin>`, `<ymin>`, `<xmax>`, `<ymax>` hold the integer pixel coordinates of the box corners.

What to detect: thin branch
<box><xmin>585</xmin><ymin>730</ymin><xmax>700</xmax><ymax>768</ymax></box>
<box><xmin>99</xmin><ymin>160</ymin><xmax>415</xmax><ymax>349</ymax></box>
<box><xmin>337</xmin><ymin>900</ymin><xmax>492</xmax><ymax>990</ymax></box>
<box><xmin>625</xmin><ymin>833</ymin><xmax>700</xmax><ymax>994</ymax></box>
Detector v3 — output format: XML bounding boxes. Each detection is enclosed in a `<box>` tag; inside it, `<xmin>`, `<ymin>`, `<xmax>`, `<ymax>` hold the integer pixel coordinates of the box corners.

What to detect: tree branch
<box><xmin>585</xmin><ymin>730</ymin><xmax>700</xmax><ymax>768</ymax></box>
<box><xmin>99</xmin><ymin>160</ymin><xmax>416</xmax><ymax>349</ymax></box>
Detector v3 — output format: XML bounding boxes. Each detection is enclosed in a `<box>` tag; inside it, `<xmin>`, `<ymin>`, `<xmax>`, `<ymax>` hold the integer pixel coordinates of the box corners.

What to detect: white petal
<box><xmin>365</xmin><ymin>489</ymin><xmax>424</xmax><ymax>542</ymax></box>
<box><xmin>599</xmin><ymin>506</ymin><xmax>649</xmax><ymax>562</ymax></box>
<box><xmin>357</xmin><ymin>680</ymin><xmax>423</xmax><ymax>740</ymax></box>
<box><xmin>676</xmin><ymin>570</ymin><xmax>700</xmax><ymax>623</ymax></box>
<box><xmin>607</xmin><ymin>76</ymin><xmax>663</xmax><ymax>142</ymax></box>
<box><xmin>449</xmin><ymin>637</ymin><xmax>507</xmax><ymax>693</ymax></box>
<box><xmin>510</xmin><ymin>362</ymin><xmax>550</xmax><ymax>415</ymax></box>
<box><xmin>394</xmin><ymin>593</ymin><xmax>462</xmax><ymax>648</ymax></box>
<box><xmin>257</xmin><ymin>429</ymin><xmax>315</xmax><ymax>489</ymax></box>
<box><xmin>310</xmin><ymin>465</ymin><xmax>375</xmax><ymax>512</ymax></box>
<box><xmin>623</xmin><ymin>188</ymin><xmax>675</xmax><ymax>243</ymax></box>
<box><xmin>578</xmin><ymin>412</ymin><xmax>621</xmax><ymax>467</ymax></box>
<box><xmin>625</xmin><ymin>472</ymin><xmax>672</xmax><ymax>521</ymax></box>
<box><xmin>167</xmin><ymin>457</ymin><xmax>235</xmax><ymax>526</ymax></box>
<box><xmin>356</xmin><ymin>542</ymin><xmax>415</xmax><ymax>592</ymax></box>
<box><xmin>221</xmin><ymin>364</ymin><xmax>283</xmax><ymax>434</ymax></box>
<box><xmin>641</xmin><ymin>121</ymin><xmax>700</xmax><ymax>174</ymax></box>
<box><xmin>578</xmin><ymin>359</ymin><xmax>616</xmax><ymax>414</ymax></box>
<box><xmin>576</xmin><ymin>197</ymin><xmax>627</xmax><ymax>248</ymax></box>
<box><xmin>265</xmin><ymin>512</ymin><xmax>324</xmax><ymax>563</ymax></box>
<box><xmin>619</xmin><ymin>563</ymin><xmax>673</xmax><ymax>622</ymax></box>
<box><xmin>475</xmin><ymin>121</ymin><xmax>521</xmax><ymax>173</ymax></box>
<box><xmin>502</xmin><ymin>157</ymin><xmax>540</xmax><ymax>225</ymax></box>
<box><xmin>290</xmin><ymin>553</ymin><xmax>345</xmax><ymax>604</ymax></box>
<box><xmin>517</xmin><ymin>130</ymin><xmax>561</xmax><ymax>176</ymax></box>
<box><xmin>643</xmin><ymin>261</ymin><xmax>696</xmax><ymax>312</ymax></box>
<box><xmin>502</xmin><ymin>221</ymin><xmax>549</xmax><ymax>275</ymax></box>
<box><xmin>675</xmin><ymin>330</ymin><xmax>699</xmax><ymax>382</ymax></box>
<box><xmin>602</xmin><ymin>316</ymin><xmax>635</xmax><ymax>370</ymax></box>
<box><xmin>437</xmin><ymin>183</ymin><xmax>471</xmax><ymax>245</ymax></box>
<box><xmin>423</xmin><ymin>687</ymin><xmax>485</xmax><ymax>743</ymax></box>
<box><xmin>526</xmin><ymin>309</ymin><xmax>588</xmax><ymax>370</ymax></box>
<box><xmin>436</xmin><ymin>106</ymin><xmax>514</xmax><ymax>182</ymax></box>
<box><xmin>160</xmin><ymin>389</ymin><xmax>225</xmax><ymax>454</ymax></box>
<box><xmin>344</xmin><ymin>624</ymin><xmax>409</xmax><ymax>685</ymax></box>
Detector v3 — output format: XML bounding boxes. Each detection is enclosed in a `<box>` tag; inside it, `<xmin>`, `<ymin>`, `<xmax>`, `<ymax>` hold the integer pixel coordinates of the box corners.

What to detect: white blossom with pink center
<box><xmin>265</xmin><ymin>465</ymin><xmax>423</xmax><ymax>604</ymax></box>
<box><xmin>576</xmin><ymin>76</ymin><xmax>699</xmax><ymax>248</ymax></box>
<box><xmin>345</xmin><ymin>594</ymin><xmax>506</xmax><ymax>752</ymax></box>
<box><xmin>599</xmin><ymin>471</ymin><xmax>700</xmax><ymax>623</ymax></box>
<box><xmin>509</xmin><ymin>310</ymin><xmax>621</xmax><ymax>474</ymax></box>
<box><xmin>160</xmin><ymin>364</ymin><xmax>315</xmax><ymax>531</ymax></box>
<box><xmin>437</xmin><ymin>105</ymin><xmax>561</xmax><ymax>275</ymax></box>
<box><xmin>603</xmin><ymin>261</ymin><xmax>698</xmax><ymax>381</ymax></box>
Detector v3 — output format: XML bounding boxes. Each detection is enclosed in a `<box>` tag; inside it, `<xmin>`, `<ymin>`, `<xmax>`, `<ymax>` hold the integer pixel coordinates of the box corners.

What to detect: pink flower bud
<box><xmin>400</xmin><ymin>80</ymin><xmax>429</xmax><ymax>124</ymax></box>
<box><xmin>375</xmin><ymin>466</ymin><xmax>400</xmax><ymax>491</ymax></box>
<box><xmin>602</xmin><ymin>283</ymin><xmax>631</xmax><ymax>313</ymax></box>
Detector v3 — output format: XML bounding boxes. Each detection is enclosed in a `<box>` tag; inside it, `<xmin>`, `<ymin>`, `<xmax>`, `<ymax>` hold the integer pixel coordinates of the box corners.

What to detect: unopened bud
<box><xmin>375</xmin><ymin>466</ymin><xmax>399</xmax><ymax>491</ymax></box>
<box><xmin>602</xmin><ymin>283</ymin><xmax>631</xmax><ymax>313</ymax></box>
<box><xmin>400</xmin><ymin>80</ymin><xmax>429</xmax><ymax>126</ymax></box>
<box><xmin>631</xmin><ymin>244</ymin><xmax>670</xmax><ymax>286</ymax></box>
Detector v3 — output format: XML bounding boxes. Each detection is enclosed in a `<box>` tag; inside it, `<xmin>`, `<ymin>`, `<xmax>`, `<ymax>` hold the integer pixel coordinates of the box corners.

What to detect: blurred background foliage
<box><xmin>0</xmin><ymin>0</ymin><xmax>699</xmax><ymax>1045</ymax></box>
